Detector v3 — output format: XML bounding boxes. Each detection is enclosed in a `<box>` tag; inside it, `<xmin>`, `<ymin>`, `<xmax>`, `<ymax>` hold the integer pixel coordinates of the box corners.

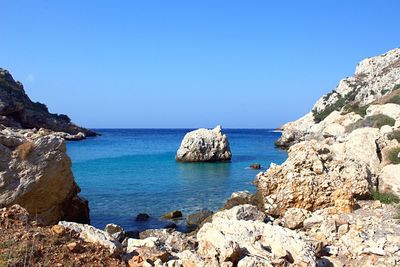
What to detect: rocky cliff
<box><xmin>0</xmin><ymin>68</ymin><xmax>96</xmax><ymax>137</ymax></box>
<box><xmin>276</xmin><ymin>48</ymin><xmax>400</xmax><ymax>148</ymax></box>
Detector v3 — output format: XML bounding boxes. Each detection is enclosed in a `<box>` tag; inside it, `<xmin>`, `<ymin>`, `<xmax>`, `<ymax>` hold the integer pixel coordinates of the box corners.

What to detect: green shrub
<box><xmin>346</xmin><ymin>114</ymin><xmax>396</xmax><ymax>132</ymax></box>
<box><xmin>312</xmin><ymin>96</ymin><xmax>346</xmax><ymax>123</ymax></box>
<box><xmin>372</xmin><ymin>190</ymin><xmax>400</xmax><ymax>204</ymax></box>
<box><xmin>342</xmin><ymin>103</ymin><xmax>368</xmax><ymax>117</ymax></box>
<box><xmin>387</xmin><ymin>147</ymin><xmax>400</xmax><ymax>164</ymax></box>
<box><xmin>387</xmin><ymin>95</ymin><xmax>400</xmax><ymax>105</ymax></box>
<box><xmin>388</xmin><ymin>130</ymin><xmax>400</xmax><ymax>142</ymax></box>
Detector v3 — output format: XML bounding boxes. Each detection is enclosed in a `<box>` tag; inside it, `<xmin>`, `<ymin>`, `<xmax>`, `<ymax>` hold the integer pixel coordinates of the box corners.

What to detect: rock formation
<box><xmin>0</xmin><ymin>68</ymin><xmax>96</xmax><ymax>137</ymax></box>
<box><xmin>0</xmin><ymin>126</ymin><xmax>89</xmax><ymax>225</ymax></box>
<box><xmin>272</xmin><ymin>48</ymin><xmax>400</xmax><ymax>199</ymax></box>
<box><xmin>276</xmin><ymin>48</ymin><xmax>400</xmax><ymax>148</ymax></box>
<box><xmin>176</xmin><ymin>125</ymin><xmax>232</xmax><ymax>162</ymax></box>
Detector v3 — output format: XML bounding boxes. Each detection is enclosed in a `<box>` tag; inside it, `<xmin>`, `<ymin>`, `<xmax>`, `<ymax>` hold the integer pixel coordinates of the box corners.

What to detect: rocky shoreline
<box><xmin>1</xmin><ymin>48</ymin><xmax>400</xmax><ymax>266</ymax></box>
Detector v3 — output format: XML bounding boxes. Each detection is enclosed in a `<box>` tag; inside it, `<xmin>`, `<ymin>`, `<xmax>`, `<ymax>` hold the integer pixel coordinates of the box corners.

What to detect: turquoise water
<box><xmin>67</xmin><ymin>129</ymin><xmax>287</xmax><ymax>231</ymax></box>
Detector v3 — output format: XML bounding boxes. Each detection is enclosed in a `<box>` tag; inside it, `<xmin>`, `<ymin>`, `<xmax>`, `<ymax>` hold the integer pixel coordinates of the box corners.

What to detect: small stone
<box><xmin>362</xmin><ymin>247</ymin><xmax>386</xmax><ymax>256</ymax></box>
<box><xmin>324</xmin><ymin>245</ymin><xmax>339</xmax><ymax>256</ymax></box>
<box><xmin>66</xmin><ymin>242</ymin><xmax>81</xmax><ymax>253</ymax></box>
<box><xmin>104</xmin><ymin>223</ymin><xmax>124</xmax><ymax>235</ymax></box>
<box><xmin>372</xmin><ymin>200</ymin><xmax>382</xmax><ymax>209</ymax></box>
<box><xmin>51</xmin><ymin>225</ymin><xmax>66</xmax><ymax>235</ymax></box>
<box><xmin>338</xmin><ymin>224</ymin><xmax>349</xmax><ymax>235</ymax></box>
<box><xmin>162</xmin><ymin>210</ymin><xmax>183</xmax><ymax>219</ymax></box>
<box><xmin>249</xmin><ymin>163</ymin><xmax>261</xmax><ymax>170</ymax></box>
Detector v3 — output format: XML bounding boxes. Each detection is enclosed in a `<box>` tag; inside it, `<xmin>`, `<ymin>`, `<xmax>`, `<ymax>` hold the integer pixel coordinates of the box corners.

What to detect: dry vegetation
<box><xmin>0</xmin><ymin>205</ymin><xmax>126</xmax><ymax>267</ymax></box>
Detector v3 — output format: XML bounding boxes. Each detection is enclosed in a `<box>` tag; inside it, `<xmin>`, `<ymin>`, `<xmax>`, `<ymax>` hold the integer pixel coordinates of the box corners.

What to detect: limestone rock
<box><xmin>256</xmin><ymin>140</ymin><xmax>373</xmax><ymax>216</ymax></box>
<box><xmin>59</xmin><ymin>221</ymin><xmax>122</xmax><ymax>254</ymax></box>
<box><xmin>196</xmin><ymin>205</ymin><xmax>316</xmax><ymax>266</ymax></box>
<box><xmin>378</xmin><ymin>164</ymin><xmax>400</xmax><ymax>195</ymax></box>
<box><xmin>276</xmin><ymin>48</ymin><xmax>400</xmax><ymax>148</ymax></box>
<box><xmin>367</xmin><ymin>104</ymin><xmax>400</xmax><ymax>121</ymax></box>
<box><xmin>176</xmin><ymin>125</ymin><xmax>231</xmax><ymax>162</ymax></box>
<box><xmin>283</xmin><ymin>208</ymin><xmax>311</xmax><ymax>229</ymax></box>
<box><xmin>0</xmin><ymin>132</ymin><xmax>89</xmax><ymax>224</ymax></box>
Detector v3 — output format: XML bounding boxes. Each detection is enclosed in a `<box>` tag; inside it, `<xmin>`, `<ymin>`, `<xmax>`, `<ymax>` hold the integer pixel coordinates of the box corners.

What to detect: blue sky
<box><xmin>0</xmin><ymin>1</ymin><xmax>399</xmax><ymax>128</ymax></box>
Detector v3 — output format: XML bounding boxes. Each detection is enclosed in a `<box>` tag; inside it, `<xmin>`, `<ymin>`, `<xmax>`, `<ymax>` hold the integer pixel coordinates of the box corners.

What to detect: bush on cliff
<box><xmin>342</xmin><ymin>103</ymin><xmax>369</xmax><ymax>117</ymax></box>
<box><xmin>387</xmin><ymin>95</ymin><xmax>400</xmax><ymax>105</ymax></box>
<box><xmin>346</xmin><ymin>114</ymin><xmax>396</xmax><ymax>132</ymax></box>
<box><xmin>388</xmin><ymin>130</ymin><xmax>400</xmax><ymax>143</ymax></box>
<box><xmin>387</xmin><ymin>147</ymin><xmax>400</xmax><ymax>164</ymax></box>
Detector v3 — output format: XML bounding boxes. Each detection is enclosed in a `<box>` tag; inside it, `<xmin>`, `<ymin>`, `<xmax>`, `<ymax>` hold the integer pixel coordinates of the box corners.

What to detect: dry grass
<box><xmin>13</xmin><ymin>142</ymin><xmax>34</xmax><ymax>160</ymax></box>
<box><xmin>0</xmin><ymin>205</ymin><xmax>126</xmax><ymax>267</ymax></box>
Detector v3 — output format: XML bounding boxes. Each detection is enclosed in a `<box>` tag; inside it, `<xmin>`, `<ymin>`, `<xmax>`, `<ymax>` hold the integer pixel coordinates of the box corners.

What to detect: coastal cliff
<box><xmin>0</xmin><ymin>68</ymin><xmax>92</xmax><ymax>224</ymax></box>
<box><xmin>0</xmin><ymin>68</ymin><xmax>96</xmax><ymax>138</ymax></box>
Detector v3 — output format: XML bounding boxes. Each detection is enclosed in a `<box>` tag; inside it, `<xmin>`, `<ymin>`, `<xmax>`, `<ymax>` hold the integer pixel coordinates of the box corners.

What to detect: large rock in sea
<box><xmin>0</xmin><ymin>68</ymin><xmax>96</xmax><ymax>137</ymax></box>
<box><xmin>176</xmin><ymin>125</ymin><xmax>232</xmax><ymax>162</ymax></box>
<box><xmin>0</xmin><ymin>127</ymin><xmax>89</xmax><ymax>225</ymax></box>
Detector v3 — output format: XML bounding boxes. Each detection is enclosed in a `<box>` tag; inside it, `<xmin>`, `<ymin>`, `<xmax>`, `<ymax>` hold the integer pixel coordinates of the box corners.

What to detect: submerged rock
<box><xmin>162</xmin><ymin>210</ymin><xmax>183</xmax><ymax>219</ymax></box>
<box><xmin>249</xmin><ymin>163</ymin><xmax>261</xmax><ymax>169</ymax></box>
<box><xmin>176</xmin><ymin>125</ymin><xmax>232</xmax><ymax>162</ymax></box>
<box><xmin>136</xmin><ymin>213</ymin><xmax>150</xmax><ymax>222</ymax></box>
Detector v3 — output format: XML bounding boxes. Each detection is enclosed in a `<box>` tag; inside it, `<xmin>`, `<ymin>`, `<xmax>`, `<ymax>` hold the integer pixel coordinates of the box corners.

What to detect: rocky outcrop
<box><xmin>0</xmin><ymin>68</ymin><xmax>96</xmax><ymax>137</ymax></box>
<box><xmin>0</xmin><ymin>126</ymin><xmax>89</xmax><ymax>224</ymax></box>
<box><xmin>176</xmin><ymin>125</ymin><xmax>232</xmax><ymax>162</ymax></box>
<box><xmin>276</xmin><ymin>48</ymin><xmax>400</xmax><ymax>148</ymax></box>
<box><xmin>256</xmin><ymin>140</ymin><xmax>374</xmax><ymax>216</ymax></box>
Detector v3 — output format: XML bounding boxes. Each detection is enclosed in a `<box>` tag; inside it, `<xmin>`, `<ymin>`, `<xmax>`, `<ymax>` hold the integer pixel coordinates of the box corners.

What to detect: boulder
<box><xmin>59</xmin><ymin>221</ymin><xmax>122</xmax><ymax>255</ymax></box>
<box><xmin>283</xmin><ymin>208</ymin><xmax>311</xmax><ymax>229</ymax></box>
<box><xmin>162</xmin><ymin>210</ymin><xmax>183</xmax><ymax>219</ymax></box>
<box><xmin>256</xmin><ymin>140</ymin><xmax>373</xmax><ymax>216</ymax></box>
<box><xmin>139</xmin><ymin>229</ymin><xmax>196</xmax><ymax>253</ymax></box>
<box><xmin>0</xmin><ymin>132</ymin><xmax>89</xmax><ymax>225</ymax></box>
<box><xmin>176</xmin><ymin>125</ymin><xmax>231</xmax><ymax>162</ymax></box>
<box><xmin>367</xmin><ymin>104</ymin><xmax>400</xmax><ymax>122</ymax></box>
<box><xmin>186</xmin><ymin>210</ymin><xmax>213</xmax><ymax>227</ymax></box>
<box><xmin>379</xmin><ymin>164</ymin><xmax>400</xmax><ymax>195</ymax></box>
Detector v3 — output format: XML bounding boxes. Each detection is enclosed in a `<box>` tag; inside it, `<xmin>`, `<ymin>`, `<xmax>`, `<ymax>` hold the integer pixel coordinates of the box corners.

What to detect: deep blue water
<box><xmin>67</xmin><ymin>129</ymin><xmax>287</xmax><ymax>231</ymax></box>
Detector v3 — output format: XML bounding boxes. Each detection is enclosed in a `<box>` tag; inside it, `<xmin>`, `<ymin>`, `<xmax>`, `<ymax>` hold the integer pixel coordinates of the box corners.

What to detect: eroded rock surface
<box><xmin>176</xmin><ymin>125</ymin><xmax>232</xmax><ymax>162</ymax></box>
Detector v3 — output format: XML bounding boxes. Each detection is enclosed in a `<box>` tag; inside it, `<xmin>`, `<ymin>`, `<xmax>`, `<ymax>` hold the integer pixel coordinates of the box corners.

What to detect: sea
<box><xmin>66</xmin><ymin>129</ymin><xmax>287</xmax><ymax>232</ymax></box>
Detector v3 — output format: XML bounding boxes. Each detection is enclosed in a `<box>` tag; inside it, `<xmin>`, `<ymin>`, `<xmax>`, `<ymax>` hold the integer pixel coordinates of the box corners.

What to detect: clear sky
<box><xmin>0</xmin><ymin>1</ymin><xmax>399</xmax><ymax>128</ymax></box>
